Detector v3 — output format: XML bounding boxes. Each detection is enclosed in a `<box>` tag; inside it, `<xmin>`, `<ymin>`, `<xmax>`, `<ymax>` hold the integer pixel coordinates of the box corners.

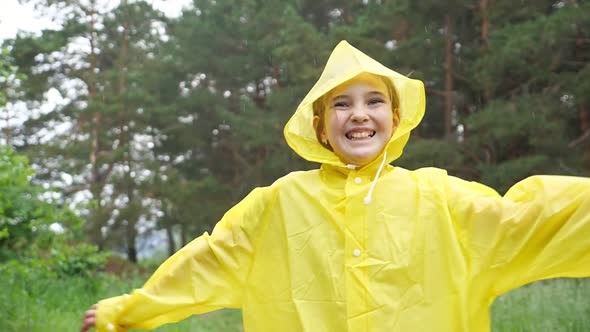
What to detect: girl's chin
<box><xmin>339</xmin><ymin>151</ymin><xmax>382</xmax><ymax>166</ymax></box>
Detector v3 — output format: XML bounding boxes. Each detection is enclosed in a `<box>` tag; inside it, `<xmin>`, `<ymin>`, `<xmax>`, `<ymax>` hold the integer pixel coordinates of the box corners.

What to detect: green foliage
<box><xmin>478</xmin><ymin>155</ymin><xmax>551</xmax><ymax>194</ymax></box>
<box><xmin>0</xmin><ymin>48</ymin><xmax>11</xmax><ymax>107</ymax></box>
<box><xmin>1</xmin><ymin>241</ymin><xmax>106</xmax><ymax>280</ymax></box>
<box><xmin>463</xmin><ymin>94</ymin><xmax>585</xmax><ymax>190</ymax></box>
<box><xmin>5</xmin><ymin>0</ymin><xmax>590</xmax><ymax>278</ymax></box>
<box><xmin>466</xmin><ymin>96</ymin><xmax>565</xmax><ymax>161</ymax></box>
<box><xmin>397</xmin><ymin>138</ymin><xmax>466</xmax><ymax>174</ymax></box>
<box><xmin>0</xmin><ymin>146</ymin><xmax>82</xmax><ymax>260</ymax></box>
<box><xmin>473</xmin><ymin>2</ymin><xmax>590</xmax><ymax>96</ymax></box>
<box><xmin>47</xmin><ymin>241</ymin><xmax>108</xmax><ymax>278</ymax></box>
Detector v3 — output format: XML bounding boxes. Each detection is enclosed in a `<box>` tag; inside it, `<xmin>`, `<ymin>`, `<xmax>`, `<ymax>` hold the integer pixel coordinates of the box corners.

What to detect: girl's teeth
<box><xmin>347</xmin><ymin>131</ymin><xmax>375</xmax><ymax>139</ymax></box>
<box><xmin>352</xmin><ymin>132</ymin><xmax>370</xmax><ymax>138</ymax></box>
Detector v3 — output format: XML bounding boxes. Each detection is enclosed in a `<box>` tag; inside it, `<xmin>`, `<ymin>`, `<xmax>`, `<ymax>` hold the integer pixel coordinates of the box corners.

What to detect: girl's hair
<box><xmin>312</xmin><ymin>74</ymin><xmax>400</xmax><ymax>150</ymax></box>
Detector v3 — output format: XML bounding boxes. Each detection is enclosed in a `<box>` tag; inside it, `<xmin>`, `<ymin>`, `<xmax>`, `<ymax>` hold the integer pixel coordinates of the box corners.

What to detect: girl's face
<box><xmin>316</xmin><ymin>73</ymin><xmax>399</xmax><ymax>167</ymax></box>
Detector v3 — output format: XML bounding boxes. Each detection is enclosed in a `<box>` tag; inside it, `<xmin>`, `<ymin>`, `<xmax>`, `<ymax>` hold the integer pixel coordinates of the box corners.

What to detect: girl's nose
<box><xmin>351</xmin><ymin>106</ymin><xmax>369</xmax><ymax>122</ymax></box>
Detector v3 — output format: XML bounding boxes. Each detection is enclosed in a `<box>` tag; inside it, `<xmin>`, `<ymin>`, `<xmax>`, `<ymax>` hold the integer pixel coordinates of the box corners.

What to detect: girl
<box><xmin>82</xmin><ymin>40</ymin><xmax>590</xmax><ymax>332</ymax></box>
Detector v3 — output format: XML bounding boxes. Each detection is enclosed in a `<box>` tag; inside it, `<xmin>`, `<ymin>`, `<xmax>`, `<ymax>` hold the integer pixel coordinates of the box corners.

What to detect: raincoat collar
<box><xmin>284</xmin><ymin>40</ymin><xmax>426</xmax><ymax>169</ymax></box>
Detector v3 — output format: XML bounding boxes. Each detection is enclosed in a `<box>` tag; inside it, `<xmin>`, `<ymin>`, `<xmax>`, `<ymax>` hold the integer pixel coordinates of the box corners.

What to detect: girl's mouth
<box><xmin>346</xmin><ymin>130</ymin><xmax>376</xmax><ymax>140</ymax></box>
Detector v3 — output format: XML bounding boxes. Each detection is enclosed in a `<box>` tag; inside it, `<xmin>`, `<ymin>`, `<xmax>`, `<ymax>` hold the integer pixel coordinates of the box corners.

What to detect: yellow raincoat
<box><xmin>96</xmin><ymin>41</ymin><xmax>590</xmax><ymax>332</ymax></box>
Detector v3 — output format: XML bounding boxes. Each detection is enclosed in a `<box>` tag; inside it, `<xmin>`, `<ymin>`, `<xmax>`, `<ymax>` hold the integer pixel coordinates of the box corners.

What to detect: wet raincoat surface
<box><xmin>96</xmin><ymin>41</ymin><xmax>590</xmax><ymax>332</ymax></box>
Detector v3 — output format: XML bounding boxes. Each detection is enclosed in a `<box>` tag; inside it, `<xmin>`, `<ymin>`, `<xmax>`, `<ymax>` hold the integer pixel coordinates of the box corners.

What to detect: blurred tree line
<box><xmin>1</xmin><ymin>0</ymin><xmax>589</xmax><ymax>262</ymax></box>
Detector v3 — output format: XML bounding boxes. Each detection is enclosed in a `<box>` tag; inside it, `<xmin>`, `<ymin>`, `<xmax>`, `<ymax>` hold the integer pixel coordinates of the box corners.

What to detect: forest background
<box><xmin>1</xmin><ymin>0</ymin><xmax>590</xmax><ymax>331</ymax></box>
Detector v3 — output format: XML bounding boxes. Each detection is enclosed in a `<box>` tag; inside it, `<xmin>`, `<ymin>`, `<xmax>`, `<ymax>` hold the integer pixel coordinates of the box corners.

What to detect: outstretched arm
<box><xmin>89</xmin><ymin>186</ymin><xmax>274</xmax><ymax>332</ymax></box>
<box><xmin>447</xmin><ymin>175</ymin><xmax>590</xmax><ymax>295</ymax></box>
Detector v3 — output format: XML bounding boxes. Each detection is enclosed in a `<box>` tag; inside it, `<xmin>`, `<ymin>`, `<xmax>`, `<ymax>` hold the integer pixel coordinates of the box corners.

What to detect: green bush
<box><xmin>48</xmin><ymin>242</ymin><xmax>109</xmax><ymax>278</ymax></box>
<box><xmin>0</xmin><ymin>146</ymin><xmax>83</xmax><ymax>261</ymax></box>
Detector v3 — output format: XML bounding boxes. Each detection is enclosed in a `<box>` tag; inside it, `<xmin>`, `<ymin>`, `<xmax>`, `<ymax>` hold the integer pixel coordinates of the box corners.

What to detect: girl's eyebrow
<box><xmin>367</xmin><ymin>90</ymin><xmax>386</xmax><ymax>96</ymax></box>
<box><xmin>331</xmin><ymin>94</ymin><xmax>350</xmax><ymax>101</ymax></box>
<box><xmin>331</xmin><ymin>90</ymin><xmax>386</xmax><ymax>101</ymax></box>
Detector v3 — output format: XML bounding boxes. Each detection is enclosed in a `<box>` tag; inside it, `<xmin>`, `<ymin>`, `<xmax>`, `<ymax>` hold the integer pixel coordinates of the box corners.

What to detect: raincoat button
<box><xmin>353</xmin><ymin>249</ymin><xmax>361</xmax><ymax>257</ymax></box>
<box><xmin>106</xmin><ymin>323</ymin><xmax>115</xmax><ymax>331</ymax></box>
<box><xmin>354</xmin><ymin>177</ymin><xmax>362</xmax><ymax>184</ymax></box>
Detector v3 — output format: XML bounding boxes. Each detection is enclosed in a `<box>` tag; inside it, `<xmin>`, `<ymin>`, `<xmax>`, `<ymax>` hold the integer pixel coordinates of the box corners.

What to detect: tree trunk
<box><xmin>480</xmin><ymin>0</ymin><xmax>493</xmax><ymax>102</ymax></box>
<box><xmin>120</xmin><ymin>0</ymin><xmax>138</xmax><ymax>263</ymax></box>
<box><xmin>86</xmin><ymin>4</ymin><xmax>106</xmax><ymax>248</ymax></box>
<box><xmin>126</xmin><ymin>218</ymin><xmax>138</xmax><ymax>263</ymax></box>
<box><xmin>181</xmin><ymin>223</ymin><xmax>189</xmax><ymax>247</ymax></box>
<box><xmin>444</xmin><ymin>15</ymin><xmax>455</xmax><ymax>137</ymax></box>
<box><xmin>165</xmin><ymin>223</ymin><xmax>176</xmax><ymax>257</ymax></box>
<box><xmin>580</xmin><ymin>105</ymin><xmax>589</xmax><ymax>132</ymax></box>
<box><xmin>480</xmin><ymin>0</ymin><xmax>489</xmax><ymax>49</ymax></box>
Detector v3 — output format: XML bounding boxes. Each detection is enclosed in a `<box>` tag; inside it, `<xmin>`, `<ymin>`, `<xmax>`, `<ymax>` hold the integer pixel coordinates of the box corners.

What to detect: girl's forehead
<box><xmin>328</xmin><ymin>73</ymin><xmax>388</xmax><ymax>98</ymax></box>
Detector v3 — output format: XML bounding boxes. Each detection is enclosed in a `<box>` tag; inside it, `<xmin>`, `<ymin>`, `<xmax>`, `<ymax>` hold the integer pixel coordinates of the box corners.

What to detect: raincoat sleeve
<box><xmin>95</xmin><ymin>186</ymin><xmax>276</xmax><ymax>332</ymax></box>
<box><xmin>446</xmin><ymin>174</ymin><xmax>590</xmax><ymax>295</ymax></box>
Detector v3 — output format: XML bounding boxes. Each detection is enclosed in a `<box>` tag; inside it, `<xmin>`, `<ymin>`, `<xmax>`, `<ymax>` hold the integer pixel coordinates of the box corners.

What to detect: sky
<box><xmin>0</xmin><ymin>0</ymin><xmax>191</xmax><ymax>41</ymax></box>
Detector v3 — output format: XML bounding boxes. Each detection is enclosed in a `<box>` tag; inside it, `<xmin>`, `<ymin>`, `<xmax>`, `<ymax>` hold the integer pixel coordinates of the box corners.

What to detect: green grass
<box><xmin>1</xmin><ymin>264</ymin><xmax>589</xmax><ymax>331</ymax></box>
<box><xmin>491</xmin><ymin>278</ymin><xmax>590</xmax><ymax>331</ymax></box>
<box><xmin>0</xmin><ymin>266</ymin><xmax>242</xmax><ymax>332</ymax></box>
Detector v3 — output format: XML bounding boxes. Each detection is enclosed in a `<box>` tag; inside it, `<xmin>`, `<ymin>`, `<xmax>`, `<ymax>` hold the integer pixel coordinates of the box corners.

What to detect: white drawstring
<box><xmin>363</xmin><ymin>151</ymin><xmax>388</xmax><ymax>205</ymax></box>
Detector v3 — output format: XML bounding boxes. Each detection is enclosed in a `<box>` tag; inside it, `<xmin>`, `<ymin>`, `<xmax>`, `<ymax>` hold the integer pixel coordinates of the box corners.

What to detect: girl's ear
<box><xmin>392</xmin><ymin>109</ymin><xmax>401</xmax><ymax>132</ymax></box>
<box><xmin>313</xmin><ymin>115</ymin><xmax>320</xmax><ymax>131</ymax></box>
<box><xmin>313</xmin><ymin>115</ymin><xmax>328</xmax><ymax>144</ymax></box>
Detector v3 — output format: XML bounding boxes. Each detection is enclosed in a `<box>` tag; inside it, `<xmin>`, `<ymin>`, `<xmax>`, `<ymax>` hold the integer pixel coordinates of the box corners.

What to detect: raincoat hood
<box><xmin>284</xmin><ymin>40</ymin><xmax>426</xmax><ymax>167</ymax></box>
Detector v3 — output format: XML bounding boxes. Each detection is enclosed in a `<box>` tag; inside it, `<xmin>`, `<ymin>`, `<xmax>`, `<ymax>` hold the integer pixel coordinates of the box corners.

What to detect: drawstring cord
<box><xmin>343</xmin><ymin>152</ymin><xmax>388</xmax><ymax>205</ymax></box>
<box><xmin>364</xmin><ymin>151</ymin><xmax>387</xmax><ymax>205</ymax></box>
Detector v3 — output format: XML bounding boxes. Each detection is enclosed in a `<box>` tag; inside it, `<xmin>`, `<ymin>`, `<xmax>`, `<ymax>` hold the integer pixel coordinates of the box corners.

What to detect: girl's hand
<box><xmin>81</xmin><ymin>304</ymin><xmax>98</xmax><ymax>332</ymax></box>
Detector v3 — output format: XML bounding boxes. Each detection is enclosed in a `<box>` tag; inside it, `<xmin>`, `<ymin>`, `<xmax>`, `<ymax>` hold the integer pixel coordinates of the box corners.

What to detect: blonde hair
<box><xmin>312</xmin><ymin>74</ymin><xmax>400</xmax><ymax>150</ymax></box>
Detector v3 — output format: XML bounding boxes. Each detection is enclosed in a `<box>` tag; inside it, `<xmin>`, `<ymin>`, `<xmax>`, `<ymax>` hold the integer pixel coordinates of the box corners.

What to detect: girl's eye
<box><xmin>333</xmin><ymin>101</ymin><xmax>349</xmax><ymax>108</ymax></box>
<box><xmin>368</xmin><ymin>98</ymin><xmax>385</xmax><ymax>105</ymax></box>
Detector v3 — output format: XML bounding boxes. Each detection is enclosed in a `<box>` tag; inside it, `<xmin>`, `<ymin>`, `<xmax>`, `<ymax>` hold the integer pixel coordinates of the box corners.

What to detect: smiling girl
<box><xmin>82</xmin><ymin>41</ymin><xmax>590</xmax><ymax>332</ymax></box>
<box><xmin>312</xmin><ymin>72</ymin><xmax>399</xmax><ymax>167</ymax></box>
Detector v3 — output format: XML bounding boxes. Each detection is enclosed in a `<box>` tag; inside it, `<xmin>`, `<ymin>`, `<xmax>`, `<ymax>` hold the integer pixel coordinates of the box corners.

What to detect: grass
<box><xmin>0</xmin><ymin>266</ymin><xmax>242</xmax><ymax>332</ymax></box>
<box><xmin>1</xmin><ymin>264</ymin><xmax>589</xmax><ymax>331</ymax></box>
<box><xmin>491</xmin><ymin>278</ymin><xmax>590</xmax><ymax>331</ymax></box>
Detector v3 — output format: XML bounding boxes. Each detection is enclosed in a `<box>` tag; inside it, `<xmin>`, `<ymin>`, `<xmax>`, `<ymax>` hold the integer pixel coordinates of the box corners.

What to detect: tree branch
<box><xmin>568</xmin><ymin>129</ymin><xmax>590</xmax><ymax>148</ymax></box>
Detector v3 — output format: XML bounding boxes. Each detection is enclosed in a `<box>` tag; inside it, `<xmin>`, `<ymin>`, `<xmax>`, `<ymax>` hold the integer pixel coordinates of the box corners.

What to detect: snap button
<box><xmin>353</xmin><ymin>249</ymin><xmax>361</xmax><ymax>257</ymax></box>
<box><xmin>354</xmin><ymin>177</ymin><xmax>361</xmax><ymax>184</ymax></box>
<box><xmin>106</xmin><ymin>323</ymin><xmax>115</xmax><ymax>331</ymax></box>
